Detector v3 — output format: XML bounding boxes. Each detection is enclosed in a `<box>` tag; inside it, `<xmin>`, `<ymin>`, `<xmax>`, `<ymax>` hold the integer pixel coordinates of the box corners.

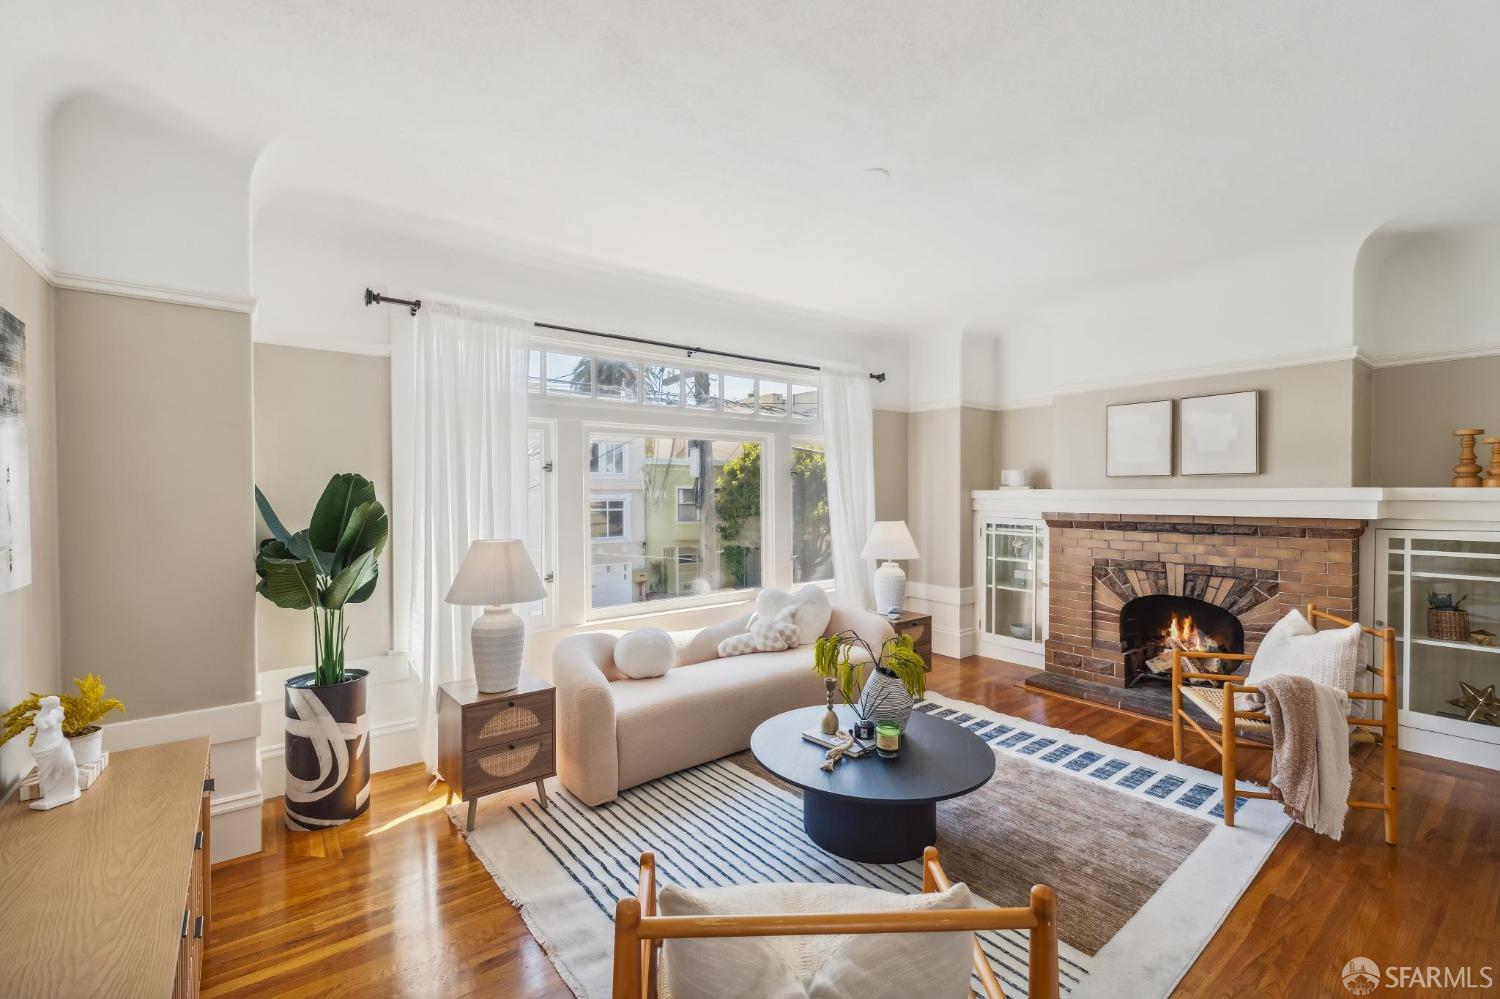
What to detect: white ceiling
<box><xmin>6</xmin><ymin>1</ymin><xmax>1500</xmax><ymax>331</ymax></box>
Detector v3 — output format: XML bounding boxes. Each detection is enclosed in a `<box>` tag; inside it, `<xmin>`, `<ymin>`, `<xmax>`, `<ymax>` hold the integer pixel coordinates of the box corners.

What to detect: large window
<box><xmin>588</xmin><ymin>433</ymin><xmax>762</xmax><ymax>610</ymax></box>
<box><xmin>527</xmin><ymin>346</ymin><xmax>819</xmax><ymax>421</ymax></box>
<box><xmin>791</xmin><ymin>442</ymin><xmax>833</xmax><ymax>583</ymax></box>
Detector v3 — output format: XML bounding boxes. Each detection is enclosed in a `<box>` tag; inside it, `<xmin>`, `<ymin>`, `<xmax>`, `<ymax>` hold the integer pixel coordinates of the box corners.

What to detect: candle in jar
<box><xmin>875</xmin><ymin>722</ymin><xmax>901</xmax><ymax>758</ymax></box>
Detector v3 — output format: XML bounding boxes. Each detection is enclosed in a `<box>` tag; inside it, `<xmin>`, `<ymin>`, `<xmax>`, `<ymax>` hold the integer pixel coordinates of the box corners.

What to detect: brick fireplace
<box><xmin>1043</xmin><ymin>515</ymin><xmax>1365</xmax><ymax>688</ymax></box>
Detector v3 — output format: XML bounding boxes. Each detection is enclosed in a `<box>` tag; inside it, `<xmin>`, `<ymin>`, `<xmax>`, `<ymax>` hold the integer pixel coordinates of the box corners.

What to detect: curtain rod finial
<box><xmin>870</xmin><ymin>372</ymin><xmax>887</xmax><ymax>383</ymax></box>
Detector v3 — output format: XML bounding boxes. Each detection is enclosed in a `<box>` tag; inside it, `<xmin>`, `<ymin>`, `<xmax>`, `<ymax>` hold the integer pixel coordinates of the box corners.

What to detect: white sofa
<box><xmin>554</xmin><ymin>605</ymin><xmax>895</xmax><ymax>806</ymax></box>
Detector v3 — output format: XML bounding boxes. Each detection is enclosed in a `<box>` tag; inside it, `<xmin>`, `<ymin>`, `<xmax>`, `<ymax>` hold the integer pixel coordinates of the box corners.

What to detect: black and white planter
<box><xmin>859</xmin><ymin>666</ymin><xmax>915</xmax><ymax>731</ymax></box>
<box><xmin>283</xmin><ymin>669</ymin><xmax>370</xmax><ymax>832</ymax></box>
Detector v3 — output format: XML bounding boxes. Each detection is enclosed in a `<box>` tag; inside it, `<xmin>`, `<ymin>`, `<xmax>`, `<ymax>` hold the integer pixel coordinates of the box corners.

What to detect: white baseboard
<box><xmin>1400</xmin><ymin>725</ymin><xmax>1500</xmax><ymax>772</ymax></box>
<box><xmin>932</xmin><ymin>626</ymin><xmax>978</xmax><ymax>659</ymax></box>
<box><xmin>257</xmin><ymin>651</ymin><xmax>423</xmax><ymax>799</ymax></box>
<box><xmin>101</xmin><ymin>699</ymin><xmax>263</xmax><ymax>863</ymax></box>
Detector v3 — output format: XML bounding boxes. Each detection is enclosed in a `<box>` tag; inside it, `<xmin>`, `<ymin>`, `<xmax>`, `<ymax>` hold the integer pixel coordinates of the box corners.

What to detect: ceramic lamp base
<box><xmin>872</xmin><ymin>561</ymin><xmax>907</xmax><ymax>616</ymax></box>
<box><xmin>473</xmin><ymin>605</ymin><xmax>526</xmax><ymax>693</ymax></box>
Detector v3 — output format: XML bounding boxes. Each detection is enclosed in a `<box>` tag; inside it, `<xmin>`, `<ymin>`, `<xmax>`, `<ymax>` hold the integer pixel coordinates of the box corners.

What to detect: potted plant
<box><xmin>813</xmin><ymin>631</ymin><xmax>927</xmax><ymax>732</ymax></box>
<box><xmin>2</xmin><ymin>673</ymin><xmax>124</xmax><ymax>766</ymax></box>
<box><xmin>255</xmin><ymin>473</ymin><xmax>388</xmax><ymax>831</ymax></box>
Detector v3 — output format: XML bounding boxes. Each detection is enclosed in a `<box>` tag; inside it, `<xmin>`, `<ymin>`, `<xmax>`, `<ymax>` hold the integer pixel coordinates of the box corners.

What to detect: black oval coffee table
<box><xmin>750</xmin><ymin>704</ymin><xmax>996</xmax><ymax>863</ymax></box>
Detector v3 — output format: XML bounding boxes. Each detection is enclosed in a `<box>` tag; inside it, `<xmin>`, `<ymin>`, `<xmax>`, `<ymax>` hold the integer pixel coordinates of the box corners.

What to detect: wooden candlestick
<box><xmin>1453</xmin><ymin>429</ymin><xmax>1485</xmax><ymax>487</ymax></box>
<box><xmin>1483</xmin><ymin>437</ymin><xmax>1500</xmax><ymax>487</ymax></box>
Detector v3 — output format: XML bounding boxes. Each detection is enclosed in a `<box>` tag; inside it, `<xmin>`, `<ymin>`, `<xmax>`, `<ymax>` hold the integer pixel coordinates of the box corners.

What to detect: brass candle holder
<box><xmin>1453</xmin><ymin>428</ymin><xmax>1485</xmax><ymax>487</ymax></box>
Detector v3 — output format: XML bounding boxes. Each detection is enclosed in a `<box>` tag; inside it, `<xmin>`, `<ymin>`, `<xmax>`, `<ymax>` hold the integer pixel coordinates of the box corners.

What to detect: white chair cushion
<box><xmin>613</xmin><ymin>627</ymin><xmax>676</xmax><ymax>679</ymax></box>
<box><xmin>1245</xmin><ymin>610</ymin><xmax>1361</xmax><ymax>692</ymax></box>
<box><xmin>658</xmin><ymin>881</ymin><xmax>974</xmax><ymax>999</ymax></box>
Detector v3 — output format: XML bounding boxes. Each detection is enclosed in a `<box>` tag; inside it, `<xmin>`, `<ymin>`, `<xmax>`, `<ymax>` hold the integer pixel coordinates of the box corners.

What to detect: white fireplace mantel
<box><xmin>971</xmin><ymin>487</ymin><xmax>1500</xmax><ymax>524</ymax></box>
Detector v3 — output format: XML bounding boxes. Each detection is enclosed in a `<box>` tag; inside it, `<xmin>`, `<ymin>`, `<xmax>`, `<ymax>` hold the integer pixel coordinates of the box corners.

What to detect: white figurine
<box><xmin>29</xmin><ymin>695</ymin><xmax>80</xmax><ymax>811</ymax></box>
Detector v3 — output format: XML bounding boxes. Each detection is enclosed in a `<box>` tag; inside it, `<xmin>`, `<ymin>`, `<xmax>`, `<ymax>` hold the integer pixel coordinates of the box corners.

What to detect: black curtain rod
<box><xmin>364</xmin><ymin>287</ymin><xmax>886</xmax><ymax>382</ymax></box>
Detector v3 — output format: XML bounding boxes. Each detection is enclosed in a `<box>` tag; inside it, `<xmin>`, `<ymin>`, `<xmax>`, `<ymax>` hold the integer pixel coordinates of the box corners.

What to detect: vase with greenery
<box><xmin>2</xmin><ymin>673</ymin><xmax>123</xmax><ymax>767</ymax></box>
<box><xmin>255</xmin><ymin>472</ymin><xmax>388</xmax><ymax>831</ymax></box>
<box><xmin>812</xmin><ymin>631</ymin><xmax>927</xmax><ymax>731</ymax></box>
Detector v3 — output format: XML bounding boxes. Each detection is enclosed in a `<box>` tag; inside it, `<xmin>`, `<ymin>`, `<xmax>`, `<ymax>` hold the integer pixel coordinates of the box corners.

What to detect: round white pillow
<box><xmin>613</xmin><ymin>627</ymin><xmax>677</xmax><ymax>679</ymax></box>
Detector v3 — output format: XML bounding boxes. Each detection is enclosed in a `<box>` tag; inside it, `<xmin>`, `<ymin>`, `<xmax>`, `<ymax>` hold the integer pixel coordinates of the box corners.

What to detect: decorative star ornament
<box><xmin>1447</xmin><ymin>681</ymin><xmax>1500</xmax><ymax>725</ymax></box>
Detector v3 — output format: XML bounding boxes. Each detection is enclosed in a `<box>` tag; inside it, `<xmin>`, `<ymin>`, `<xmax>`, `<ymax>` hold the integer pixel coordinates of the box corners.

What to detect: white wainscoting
<box><xmin>256</xmin><ymin>652</ymin><xmax>422</xmax><ymax>800</ymax></box>
<box><xmin>101</xmin><ymin>699</ymin><xmax>262</xmax><ymax>864</ymax></box>
<box><xmin>905</xmin><ymin>581</ymin><xmax>977</xmax><ymax>659</ymax></box>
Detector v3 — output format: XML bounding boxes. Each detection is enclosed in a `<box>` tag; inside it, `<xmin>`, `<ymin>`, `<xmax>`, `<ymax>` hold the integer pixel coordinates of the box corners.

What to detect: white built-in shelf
<box><xmin>1397</xmin><ymin>635</ymin><xmax>1500</xmax><ymax>656</ymax></box>
<box><xmin>1410</xmin><ymin>570</ymin><xmax>1500</xmax><ymax>584</ymax></box>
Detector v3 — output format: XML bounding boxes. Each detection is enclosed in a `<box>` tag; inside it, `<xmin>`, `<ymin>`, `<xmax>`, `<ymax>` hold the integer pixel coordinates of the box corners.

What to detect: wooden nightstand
<box><xmin>890</xmin><ymin>610</ymin><xmax>934</xmax><ymax>670</ymax></box>
<box><xmin>437</xmin><ymin>673</ymin><xmax>556</xmax><ymax>831</ymax></box>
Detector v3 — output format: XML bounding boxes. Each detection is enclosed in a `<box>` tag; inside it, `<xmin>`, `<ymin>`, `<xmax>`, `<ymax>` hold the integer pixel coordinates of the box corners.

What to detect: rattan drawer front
<box><xmin>465</xmin><ymin>691</ymin><xmax>554</xmax><ymax>751</ymax></box>
<box><xmin>464</xmin><ymin>735</ymin><xmax>554</xmax><ymax>794</ymax></box>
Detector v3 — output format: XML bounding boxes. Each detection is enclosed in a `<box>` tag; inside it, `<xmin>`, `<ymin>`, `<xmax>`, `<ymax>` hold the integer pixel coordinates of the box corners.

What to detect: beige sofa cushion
<box><xmin>611</xmin><ymin>645</ymin><xmax>830</xmax><ymax>791</ymax></box>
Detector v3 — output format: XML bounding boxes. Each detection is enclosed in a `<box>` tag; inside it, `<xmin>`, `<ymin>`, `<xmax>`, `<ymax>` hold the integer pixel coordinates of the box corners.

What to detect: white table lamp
<box><xmin>446</xmin><ymin>539</ymin><xmax>548</xmax><ymax>692</ymax></box>
<box><xmin>860</xmin><ymin>521</ymin><xmax>920</xmax><ymax>617</ymax></box>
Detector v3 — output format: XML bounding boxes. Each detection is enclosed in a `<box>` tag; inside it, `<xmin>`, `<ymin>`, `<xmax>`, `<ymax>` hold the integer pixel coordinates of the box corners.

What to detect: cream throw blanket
<box><xmin>1238</xmin><ymin>674</ymin><xmax>1351</xmax><ymax>839</ymax></box>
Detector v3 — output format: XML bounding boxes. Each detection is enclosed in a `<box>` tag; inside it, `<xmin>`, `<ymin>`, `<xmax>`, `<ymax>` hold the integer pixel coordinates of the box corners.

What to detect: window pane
<box><xmin>791</xmin><ymin>384</ymin><xmax>818</xmax><ymax>418</ymax></box>
<box><xmin>723</xmin><ymin>375</ymin><xmax>757</xmax><ymax>415</ymax></box>
<box><xmin>528</xmin><ymin>350</ymin><xmax>542</xmax><ymax>393</ymax></box>
<box><xmin>589</xmin><ymin>433</ymin><xmax>762</xmax><ymax>609</ymax></box>
<box><xmin>685</xmin><ymin>370</ymin><xmax>719</xmax><ymax>410</ymax></box>
<box><xmin>596</xmin><ymin>358</ymin><xmax>639</xmax><ymax>402</ymax></box>
<box><xmin>792</xmin><ymin>442</ymin><xmax>833</xmax><ymax>584</ymax></box>
<box><xmin>546</xmin><ymin>352</ymin><xmax>592</xmax><ymax>396</ymax></box>
<box><xmin>644</xmin><ymin>365</ymin><xmax>683</xmax><ymax>406</ymax></box>
<box><xmin>759</xmin><ymin>380</ymin><xmax>788</xmax><ymax>417</ymax></box>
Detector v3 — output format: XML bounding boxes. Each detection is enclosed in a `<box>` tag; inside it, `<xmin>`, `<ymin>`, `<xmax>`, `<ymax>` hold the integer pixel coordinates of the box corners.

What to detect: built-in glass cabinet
<box><xmin>1378</xmin><ymin>530</ymin><xmax>1500</xmax><ymax>755</ymax></box>
<box><xmin>976</xmin><ymin>518</ymin><xmax>1047</xmax><ymax>664</ymax></box>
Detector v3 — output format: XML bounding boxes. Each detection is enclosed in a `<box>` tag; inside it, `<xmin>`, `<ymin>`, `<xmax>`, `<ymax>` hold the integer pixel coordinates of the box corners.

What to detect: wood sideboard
<box><xmin>0</xmin><ymin>737</ymin><xmax>213</xmax><ymax>997</ymax></box>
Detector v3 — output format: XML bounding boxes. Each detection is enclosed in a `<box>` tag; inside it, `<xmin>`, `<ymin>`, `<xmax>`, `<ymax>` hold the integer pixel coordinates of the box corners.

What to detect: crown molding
<box><xmin>1359</xmin><ymin>343</ymin><xmax>1500</xmax><ymax>368</ymax></box>
<box><xmin>52</xmin><ymin>271</ymin><xmax>257</xmax><ymax>314</ymax></box>
<box><xmin>1048</xmin><ymin>344</ymin><xmax>1363</xmax><ymax>397</ymax></box>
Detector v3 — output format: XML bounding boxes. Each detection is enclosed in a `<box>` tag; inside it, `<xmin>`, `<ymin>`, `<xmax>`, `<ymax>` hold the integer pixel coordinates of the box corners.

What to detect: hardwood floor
<box><xmin>205</xmin><ymin>655</ymin><xmax>1500</xmax><ymax>997</ymax></box>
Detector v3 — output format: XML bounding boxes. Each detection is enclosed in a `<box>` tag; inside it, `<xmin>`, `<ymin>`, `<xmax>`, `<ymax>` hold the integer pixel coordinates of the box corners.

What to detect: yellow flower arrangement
<box><xmin>1</xmin><ymin>674</ymin><xmax>125</xmax><ymax>746</ymax></box>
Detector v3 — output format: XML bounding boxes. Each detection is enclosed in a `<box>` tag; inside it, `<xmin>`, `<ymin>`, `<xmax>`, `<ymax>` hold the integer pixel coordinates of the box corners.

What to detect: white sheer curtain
<box><xmin>820</xmin><ymin>368</ymin><xmax>877</xmax><ymax>610</ymax></box>
<box><xmin>391</xmin><ymin>302</ymin><xmax>529</xmax><ymax>772</ymax></box>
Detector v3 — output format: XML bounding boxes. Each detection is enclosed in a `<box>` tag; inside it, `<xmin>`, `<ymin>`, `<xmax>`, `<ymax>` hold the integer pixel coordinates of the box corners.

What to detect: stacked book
<box><xmin>17</xmin><ymin>751</ymin><xmax>111</xmax><ymax>803</ymax></box>
<box><xmin>801</xmin><ymin>728</ymin><xmax>872</xmax><ymax>758</ymax></box>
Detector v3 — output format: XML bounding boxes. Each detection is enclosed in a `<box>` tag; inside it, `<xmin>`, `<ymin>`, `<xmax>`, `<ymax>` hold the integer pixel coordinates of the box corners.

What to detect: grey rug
<box><xmin>735</xmin><ymin>745</ymin><xmax>1211</xmax><ymax>956</ymax></box>
<box><xmin>453</xmin><ymin>692</ymin><xmax>1291</xmax><ymax>998</ymax></box>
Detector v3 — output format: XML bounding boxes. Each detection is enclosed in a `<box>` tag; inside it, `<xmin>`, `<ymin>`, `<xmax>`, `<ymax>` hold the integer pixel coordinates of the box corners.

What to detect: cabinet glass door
<box><xmin>981</xmin><ymin>520</ymin><xmax>1045</xmax><ymax>645</ymax></box>
<box><xmin>1383</xmin><ymin>532</ymin><xmax>1500</xmax><ymax>743</ymax></box>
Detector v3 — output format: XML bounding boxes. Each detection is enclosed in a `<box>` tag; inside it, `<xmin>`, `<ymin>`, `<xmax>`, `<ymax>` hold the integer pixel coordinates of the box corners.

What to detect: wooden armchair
<box><xmin>1169</xmin><ymin>602</ymin><xmax>1400</xmax><ymax>844</ymax></box>
<box><xmin>612</xmin><ymin>847</ymin><xmax>1059</xmax><ymax>999</ymax></box>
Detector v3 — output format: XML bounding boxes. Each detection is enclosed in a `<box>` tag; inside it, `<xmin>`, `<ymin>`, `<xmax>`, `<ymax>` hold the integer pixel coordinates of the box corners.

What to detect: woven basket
<box><xmin>1427</xmin><ymin>608</ymin><xmax>1471</xmax><ymax>642</ymax></box>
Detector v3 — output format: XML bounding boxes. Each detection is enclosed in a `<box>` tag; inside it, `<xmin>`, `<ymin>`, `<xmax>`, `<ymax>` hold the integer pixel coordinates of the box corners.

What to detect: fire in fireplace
<box><xmin>1119</xmin><ymin>595</ymin><xmax>1245</xmax><ymax>686</ymax></box>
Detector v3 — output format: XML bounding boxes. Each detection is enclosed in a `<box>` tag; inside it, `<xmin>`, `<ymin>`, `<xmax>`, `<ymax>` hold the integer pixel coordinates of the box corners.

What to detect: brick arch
<box><xmin>1090</xmin><ymin>560</ymin><xmax>1282</xmax><ymax>656</ymax></box>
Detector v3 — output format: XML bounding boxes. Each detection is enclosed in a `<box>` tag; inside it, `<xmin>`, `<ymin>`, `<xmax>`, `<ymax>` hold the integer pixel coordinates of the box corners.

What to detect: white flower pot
<box><xmin>68</xmin><ymin>727</ymin><xmax>103</xmax><ymax>767</ymax></box>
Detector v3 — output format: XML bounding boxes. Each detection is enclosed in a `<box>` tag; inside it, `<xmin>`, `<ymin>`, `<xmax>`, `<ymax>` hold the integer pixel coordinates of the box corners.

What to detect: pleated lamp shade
<box><xmin>445</xmin><ymin>539</ymin><xmax>547</xmax><ymax>607</ymax></box>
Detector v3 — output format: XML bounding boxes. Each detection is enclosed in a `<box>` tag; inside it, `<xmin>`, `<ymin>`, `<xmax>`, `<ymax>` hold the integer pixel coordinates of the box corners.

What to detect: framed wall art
<box><xmin>1106</xmin><ymin>399</ymin><xmax>1173</xmax><ymax>477</ymax></box>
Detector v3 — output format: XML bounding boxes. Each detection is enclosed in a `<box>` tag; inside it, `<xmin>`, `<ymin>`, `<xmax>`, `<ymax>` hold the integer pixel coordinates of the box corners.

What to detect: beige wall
<box><xmin>253</xmin><ymin>344</ymin><xmax>393</xmax><ymax>672</ymax></box>
<box><xmin>55</xmin><ymin>290</ymin><xmax>255</xmax><ymax>718</ymax></box>
<box><xmin>1371</xmin><ymin>354</ymin><xmax>1500</xmax><ymax>486</ymax></box>
<box><xmin>0</xmin><ymin>244</ymin><xmax>61</xmax><ymax>795</ymax></box>
<box><xmin>1050</xmin><ymin>359</ymin><xmax>1361</xmax><ymax>488</ymax></box>
<box><xmin>905</xmin><ymin>408</ymin><xmax>959</xmax><ymax>588</ymax></box>
<box><xmin>993</xmin><ymin>404</ymin><xmax>1053</xmax><ymax>489</ymax></box>
<box><xmin>872</xmin><ymin>408</ymin><xmax>908</xmax><ymax>522</ymax></box>
<box><xmin>958</xmin><ymin>407</ymin><xmax>994</xmax><ymax>584</ymax></box>
<box><xmin>1351</xmin><ymin>360</ymin><xmax>1373</xmax><ymax>487</ymax></box>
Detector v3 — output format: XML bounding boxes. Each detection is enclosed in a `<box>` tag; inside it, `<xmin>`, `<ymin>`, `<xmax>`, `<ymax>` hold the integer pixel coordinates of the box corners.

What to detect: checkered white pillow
<box><xmin>718</xmin><ymin>606</ymin><xmax>801</xmax><ymax>657</ymax></box>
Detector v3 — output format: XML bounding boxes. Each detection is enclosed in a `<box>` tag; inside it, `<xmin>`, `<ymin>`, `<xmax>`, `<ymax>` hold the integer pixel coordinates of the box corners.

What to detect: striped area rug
<box><xmin>453</xmin><ymin>692</ymin><xmax>1290</xmax><ymax>998</ymax></box>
